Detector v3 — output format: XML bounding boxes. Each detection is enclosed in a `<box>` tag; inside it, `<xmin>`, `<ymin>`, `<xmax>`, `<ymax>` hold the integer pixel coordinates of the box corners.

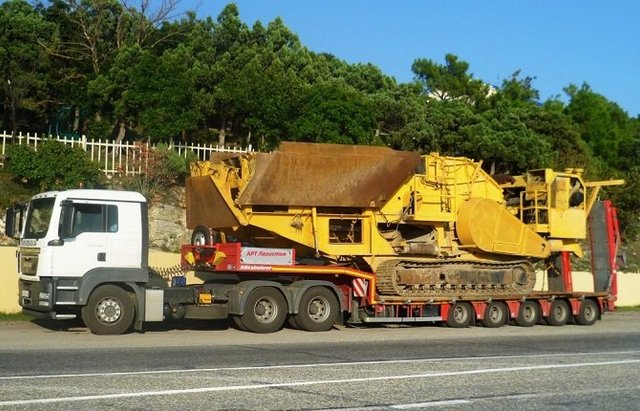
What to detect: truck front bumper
<box><xmin>19</xmin><ymin>278</ymin><xmax>54</xmax><ymax>313</ymax></box>
<box><xmin>20</xmin><ymin>279</ymin><xmax>79</xmax><ymax>320</ymax></box>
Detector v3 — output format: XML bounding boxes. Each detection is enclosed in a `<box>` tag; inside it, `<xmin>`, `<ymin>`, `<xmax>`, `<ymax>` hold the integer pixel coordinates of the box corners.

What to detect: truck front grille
<box><xmin>20</xmin><ymin>248</ymin><xmax>39</xmax><ymax>276</ymax></box>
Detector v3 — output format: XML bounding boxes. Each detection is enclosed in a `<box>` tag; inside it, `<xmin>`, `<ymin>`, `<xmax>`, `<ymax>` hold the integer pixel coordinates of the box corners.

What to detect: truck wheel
<box><xmin>294</xmin><ymin>287</ymin><xmax>338</xmax><ymax>332</ymax></box>
<box><xmin>481</xmin><ymin>302</ymin><xmax>507</xmax><ymax>328</ymax></box>
<box><xmin>191</xmin><ymin>225</ymin><xmax>213</xmax><ymax>246</ymax></box>
<box><xmin>576</xmin><ymin>299</ymin><xmax>599</xmax><ymax>326</ymax></box>
<box><xmin>231</xmin><ymin>315</ymin><xmax>248</xmax><ymax>331</ymax></box>
<box><xmin>515</xmin><ymin>300</ymin><xmax>539</xmax><ymax>327</ymax></box>
<box><xmin>446</xmin><ymin>302</ymin><xmax>473</xmax><ymax>328</ymax></box>
<box><xmin>241</xmin><ymin>288</ymin><xmax>287</xmax><ymax>333</ymax></box>
<box><xmin>546</xmin><ymin>299</ymin><xmax>570</xmax><ymax>326</ymax></box>
<box><xmin>82</xmin><ymin>285</ymin><xmax>135</xmax><ymax>335</ymax></box>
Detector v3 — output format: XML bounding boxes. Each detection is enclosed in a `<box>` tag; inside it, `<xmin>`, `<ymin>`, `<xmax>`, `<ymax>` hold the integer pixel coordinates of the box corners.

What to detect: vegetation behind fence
<box><xmin>0</xmin><ymin>131</ymin><xmax>252</xmax><ymax>176</ymax></box>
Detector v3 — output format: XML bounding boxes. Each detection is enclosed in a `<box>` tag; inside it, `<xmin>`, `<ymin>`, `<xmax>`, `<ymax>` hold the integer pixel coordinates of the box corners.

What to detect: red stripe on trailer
<box><xmin>561</xmin><ymin>251</ymin><xmax>573</xmax><ymax>292</ymax></box>
<box><xmin>569</xmin><ymin>298</ymin><xmax>581</xmax><ymax>315</ymax></box>
<box><xmin>470</xmin><ymin>302</ymin><xmax>486</xmax><ymax>320</ymax></box>
<box><xmin>538</xmin><ymin>299</ymin><xmax>551</xmax><ymax>317</ymax></box>
<box><xmin>440</xmin><ymin>303</ymin><xmax>450</xmax><ymax>320</ymax></box>
<box><xmin>505</xmin><ymin>300</ymin><xmax>520</xmax><ymax>319</ymax></box>
<box><xmin>352</xmin><ymin>278</ymin><xmax>368</xmax><ymax>298</ymax></box>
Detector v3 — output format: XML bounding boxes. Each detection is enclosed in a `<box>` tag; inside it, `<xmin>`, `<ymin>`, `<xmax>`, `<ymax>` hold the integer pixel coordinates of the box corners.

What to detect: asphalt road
<box><xmin>1</xmin><ymin>312</ymin><xmax>639</xmax><ymax>410</ymax></box>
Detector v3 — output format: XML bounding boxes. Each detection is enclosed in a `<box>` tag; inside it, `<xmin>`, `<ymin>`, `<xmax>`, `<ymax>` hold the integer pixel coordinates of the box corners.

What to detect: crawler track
<box><xmin>375</xmin><ymin>259</ymin><xmax>536</xmax><ymax>299</ymax></box>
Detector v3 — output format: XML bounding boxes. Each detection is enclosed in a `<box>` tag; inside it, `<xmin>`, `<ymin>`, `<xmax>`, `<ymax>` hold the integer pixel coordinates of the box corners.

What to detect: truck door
<box><xmin>54</xmin><ymin>201</ymin><xmax>140</xmax><ymax>277</ymax></box>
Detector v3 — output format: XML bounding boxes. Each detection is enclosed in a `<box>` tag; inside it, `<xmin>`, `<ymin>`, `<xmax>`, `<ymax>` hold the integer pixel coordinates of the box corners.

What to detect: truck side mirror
<box><xmin>4</xmin><ymin>204</ymin><xmax>24</xmax><ymax>239</ymax></box>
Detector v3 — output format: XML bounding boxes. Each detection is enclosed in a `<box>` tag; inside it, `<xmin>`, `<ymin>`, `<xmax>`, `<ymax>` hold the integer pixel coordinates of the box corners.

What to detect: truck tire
<box><xmin>446</xmin><ymin>302</ymin><xmax>473</xmax><ymax>328</ymax></box>
<box><xmin>191</xmin><ymin>225</ymin><xmax>214</xmax><ymax>246</ymax></box>
<box><xmin>481</xmin><ymin>302</ymin><xmax>507</xmax><ymax>328</ymax></box>
<box><xmin>576</xmin><ymin>299</ymin><xmax>599</xmax><ymax>326</ymax></box>
<box><xmin>231</xmin><ymin>315</ymin><xmax>248</xmax><ymax>331</ymax></box>
<box><xmin>287</xmin><ymin>315</ymin><xmax>301</xmax><ymax>330</ymax></box>
<box><xmin>515</xmin><ymin>300</ymin><xmax>539</xmax><ymax>327</ymax></box>
<box><xmin>293</xmin><ymin>287</ymin><xmax>338</xmax><ymax>332</ymax></box>
<box><xmin>81</xmin><ymin>285</ymin><xmax>135</xmax><ymax>335</ymax></box>
<box><xmin>546</xmin><ymin>299</ymin><xmax>570</xmax><ymax>326</ymax></box>
<box><xmin>240</xmin><ymin>288</ymin><xmax>287</xmax><ymax>333</ymax></box>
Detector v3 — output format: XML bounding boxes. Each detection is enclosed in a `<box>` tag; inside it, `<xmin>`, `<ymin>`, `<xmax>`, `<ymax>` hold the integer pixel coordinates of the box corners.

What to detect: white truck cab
<box><xmin>6</xmin><ymin>189</ymin><xmax>156</xmax><ymax>334</ymax></box>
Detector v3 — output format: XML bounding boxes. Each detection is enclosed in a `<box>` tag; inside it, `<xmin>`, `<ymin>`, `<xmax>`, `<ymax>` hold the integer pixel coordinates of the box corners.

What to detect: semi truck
<box><xmin>4</xmin><ymin>142</ymin><xmax>624</xmax><ymax>334</ymax></box>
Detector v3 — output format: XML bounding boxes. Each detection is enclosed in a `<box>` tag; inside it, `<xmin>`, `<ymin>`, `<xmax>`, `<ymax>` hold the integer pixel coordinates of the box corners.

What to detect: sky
<box><xmin>188</xmin><ymin>1</ymin><xmax>639</xmax><ymax>117</ymax></box>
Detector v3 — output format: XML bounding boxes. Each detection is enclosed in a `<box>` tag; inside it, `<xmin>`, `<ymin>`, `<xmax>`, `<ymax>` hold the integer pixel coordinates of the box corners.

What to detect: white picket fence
<box><xmin>0</xmin><ymin>131</ymin><xmax>252</xmax><ymax>175</ymax></box>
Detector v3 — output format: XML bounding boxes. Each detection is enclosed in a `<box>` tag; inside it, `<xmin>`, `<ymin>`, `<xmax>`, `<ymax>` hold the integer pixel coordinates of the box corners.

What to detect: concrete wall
<box><xmin>0</xmin><ymin>247</ymin><xmax>19</xmax><ymax>313</ymax></box>
<box><xmin>1</xmin><ymin>246</ymin><xmax>639</xmax><ymax>313</ymax></box>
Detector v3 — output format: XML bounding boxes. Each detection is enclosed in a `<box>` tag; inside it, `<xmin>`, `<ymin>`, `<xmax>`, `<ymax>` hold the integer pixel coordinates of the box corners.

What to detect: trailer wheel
<box><xmin>191</xmin><ymin>225</ymin><xmax>214</xmax><ymax>246</ymax></box>
<box><xmin>294</xmin><ymin>287</ymin><xmax>338</xmax><ymax>332</ymax></box>
<box><xmin>515</xmin><ymin>300</ymin><xmax>539</xmax><ymax>327</ymax></box>
<box><xmin>81</xmin><ymin>285</ymin><xmax>135</xmax><ymax>335</ymax></box>
<box><xmin>241</xmin><ymin>288</ymin><xmax>287</xmax><ymax>333</ymax></box>
<box><xmin>287</xmin><ymin>316</ymin><xmax>301</xmax><ymax>330</ymax></box>
<box><xmin>481</xmin><ymin>302</ymin><xmax>507</xmax><ymax>328</ymax></box>
<box><xmin>547</xmin><ymin>299</ymin><xmax>570</xmax><ymax>326</ymax></box>
<box><xmin>446</xmin><ymin>302</ymin><xmax>473</xmax><ymax>328</ymax></box>
<box><xmin>576</xmin><ymin>299</ymin><xmax>599</xmax><ymax>326</ymax></box>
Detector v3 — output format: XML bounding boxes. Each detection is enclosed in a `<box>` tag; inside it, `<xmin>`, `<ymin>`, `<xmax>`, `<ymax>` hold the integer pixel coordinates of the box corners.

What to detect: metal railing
<box><xmin>0</xmin><ymin>131</ymin><xmax>252</xmax><ymax>175</ymax></box>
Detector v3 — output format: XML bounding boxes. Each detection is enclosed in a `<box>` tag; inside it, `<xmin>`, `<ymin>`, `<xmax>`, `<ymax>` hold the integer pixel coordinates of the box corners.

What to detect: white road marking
<box><xmin>1</xmin><ymin>349</ymin><xmax>639</xmax><ymax>381</ymax></box>
<box><xmin>321</xmin><ymin>386</ymin><xmax>640</xmax><ymax>411</ymax></box>
<box><xmin>391</xmin><ymin>399</ymin><xmax>472</xmax><ymax>408</ymax></box>
<box><xmin>1</xmin><ymin>358</ymin><xmax>639</xmax><ymax>406</ymax></box>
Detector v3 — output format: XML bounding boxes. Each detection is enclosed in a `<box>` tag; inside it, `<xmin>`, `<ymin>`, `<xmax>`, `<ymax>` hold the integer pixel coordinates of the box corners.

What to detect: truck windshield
<box><xmin>24</xmin><ymin>197</ymin><xmax>55</xmax><ymax>239</ymax></box>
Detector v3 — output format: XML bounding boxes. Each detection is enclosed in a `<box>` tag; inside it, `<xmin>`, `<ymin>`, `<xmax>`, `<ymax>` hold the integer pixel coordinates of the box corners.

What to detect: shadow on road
<box><xmin>29</xmin><ymin>317</ymin><xmax>232</xmax><ymax>334</ymax></box>
<box><xmin>142</xmin><ymin>318</ymin><xmax>231</xmax><ymax>332</ymax></box>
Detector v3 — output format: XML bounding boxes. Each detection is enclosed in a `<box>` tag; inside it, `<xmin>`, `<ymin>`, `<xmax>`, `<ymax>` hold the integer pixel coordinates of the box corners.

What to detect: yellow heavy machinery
<box><xmin>186</xmin><ymin>142</ymin><xmax>623</xmax><ymax>300</ymax></box>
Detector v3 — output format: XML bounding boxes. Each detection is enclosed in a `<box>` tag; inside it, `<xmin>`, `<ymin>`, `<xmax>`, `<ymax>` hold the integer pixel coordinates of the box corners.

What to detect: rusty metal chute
<box><xmin>186</xmin><ymin>176</ymin><xmax>242</xmax><ymax>229</ymax></box>
<box><xmin>234</xmin><ymin>142</ymin><xmax>421</xmax><ymax>208</ymax></box>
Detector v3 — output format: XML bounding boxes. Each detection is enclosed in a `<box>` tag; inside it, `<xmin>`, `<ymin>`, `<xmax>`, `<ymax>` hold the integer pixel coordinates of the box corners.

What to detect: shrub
<box><xmin>0</xmin><ymin>167</ymin><xmax>34</xmax><ymax>209</ymax></box>
<box><xmin>119</xmin><ymin>143</ymin><xmax>197</xmax><ymax>203</ymax></box>
<box><xmin>6</xmin><ymin>140</ymin><xmax>102</xmax><ymax>190</ymax></box>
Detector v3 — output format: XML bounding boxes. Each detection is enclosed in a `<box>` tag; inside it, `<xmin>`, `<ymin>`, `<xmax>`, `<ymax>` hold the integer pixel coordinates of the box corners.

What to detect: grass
<box><xmin>614</xmin><ymin>305</ymin><xmax>640</xmax><ymax>312</ymax></box>
<box><xmin>0</xmin><ymin>312</ymin><xmax>32</xmax><ymax>321</ymax></box>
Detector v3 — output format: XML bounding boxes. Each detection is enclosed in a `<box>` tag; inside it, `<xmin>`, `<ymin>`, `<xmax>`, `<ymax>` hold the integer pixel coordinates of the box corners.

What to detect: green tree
<box><xmin>42</xmin><ymin>0</ymin><xmax>127</xmax><ymax>133</ymax></box>
<box><xmin>0</xmin><ymin>0</ymin><xmax>55</xmax><ymax>133</ymax></box>
<box><xmin>412</xmin><ymin>53</ymin><xmax>489</xmax><ymax>107</ymax></box>
<box><xmin>371</xmin><ymin>82</ymin><xmax>426</xmax><ymax>150</ymax></box>
<box><xmin>139</xmin><ymin>46</ymin><xmax>199</xmax><ymax>140</ymax></box>
<box><xmin>42</xmin><ymin>0</ymin><xmax>189</xmax><ymax>140</ymax></box>
<box><xmin>390</xmin><ymin>69</ymin><xmax>555</xmax><ymax>173</ymax></box>
<box><xmin>190</xmin><ymin>4</ymin><xmax>251</xmax><ymax>146</ymax></box>
<box><xmin>95</xmin><ymin>44</ymin><xmax>199</xmax><ymax>141</ymax></box>
<box><xmin>289</xmin><ymin>80</ymin><xmax>379</xmax><ymax>145</ymax></box>
<box><xmin>528</xmin><ymin>99</ymin><xmax>590</xmax><ymax>170</ymax></box>
<box><xmin>564</xmin><ymin>83</ymin><xmax>635</xmax><ymax>168</ymax></box>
